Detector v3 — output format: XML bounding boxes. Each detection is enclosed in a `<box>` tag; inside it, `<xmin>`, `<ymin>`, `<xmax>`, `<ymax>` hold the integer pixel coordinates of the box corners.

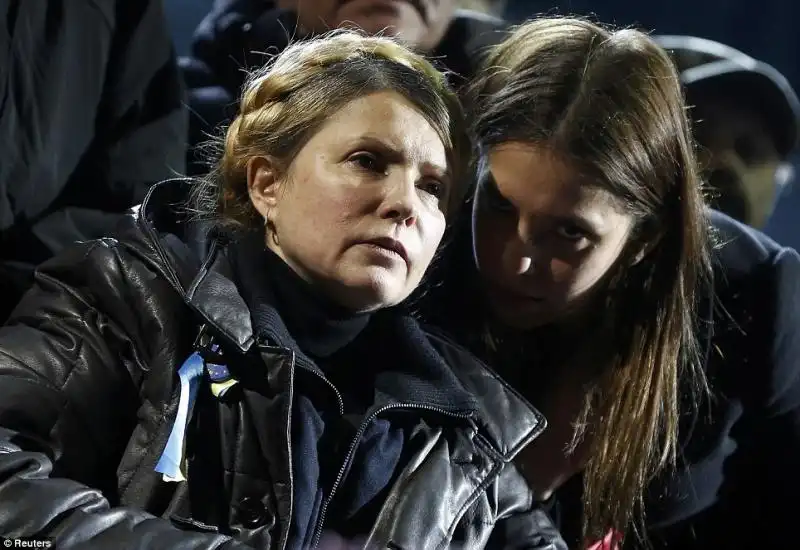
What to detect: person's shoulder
<box><xmin>451</xmin><ymin>9</ymin><xmax>508</xmax><ymax>34</ymax></box>
<box><xmin>435</xmin><ymin>9</ymin><xmax>509</xmax><ymax>83</ymax></box>
<box><xmin>421</xmin><ymin>323</ymin><xmax>546</xmax><ymax>457</ymax></box>
<box><xmin>448</xmin><ymin>9</ymin><xmax>509</xmax><ymax>51</ymax></box>
<box><xmin>709</xmin><ymin>209</ymin><xmax>794</xmax><ymax>275</ymax></box>
<box><xmin>37</xmin><ymin>180</ymin><xmax>206</xmax><ymax>305</ymax></box>
<box><xmin>709</xmin><ymin>208</ymin><xmax>799</xmax><ymax>315</ymax></box>
<box><xmin>706</xmin><ymin>209</ymin><xmax>800</xmax><ymax>377</ymax></box>
<box><xmin>33</xmin><ymin>215</ymin><xmax>189</xmax><ymax>305</ymax></box>
<box><xmin>422</xmin><ymin>323</ymin><xmax>482</xmax><ymax>373</ymax></box>
<box><xmin>708</xmin><ymin>209</ymin><xmax>800</xmax><ymax>316</ymax></box>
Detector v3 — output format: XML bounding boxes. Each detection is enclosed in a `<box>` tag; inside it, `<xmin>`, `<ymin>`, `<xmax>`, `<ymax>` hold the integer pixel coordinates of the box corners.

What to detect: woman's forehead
<box><xmin>485</xmin><ymin>143</ymin><xmax>628</xmax><ymax>224</ymax></box>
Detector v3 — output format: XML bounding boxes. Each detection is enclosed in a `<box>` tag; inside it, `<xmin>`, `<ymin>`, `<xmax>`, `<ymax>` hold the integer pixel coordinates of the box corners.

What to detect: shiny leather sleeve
<box><xmin>0</xmin><ymin>430</ymin><xmax>237</xmax><ymax>549</ymax></box>
<box><xmin>491</xmin><ymin>507</ymin><xmax>568</xmax><ymax>550</ymax></box>
<box><xmin>0</xmin><ymin>240</ymin><xmax>242</xmax><ymax>549</ymax></box>
<box><xmin>479</xmin><ymin>461</ymin><xmax>567</xmax><ymax>550</ymax></box>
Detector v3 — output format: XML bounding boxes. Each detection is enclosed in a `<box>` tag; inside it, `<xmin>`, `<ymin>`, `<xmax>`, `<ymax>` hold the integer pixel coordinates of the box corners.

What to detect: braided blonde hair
<box><xmin>191</xmin><ymin>29</ymin><xmax>471</xmax><ymax>232</ymax></box>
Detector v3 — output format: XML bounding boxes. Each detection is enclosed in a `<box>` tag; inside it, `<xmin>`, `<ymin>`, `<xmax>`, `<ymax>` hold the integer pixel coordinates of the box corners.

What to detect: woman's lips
<box><xmin>486</xmin><ymin>283</ymin><xmax>545</xmax><ymax>305</ymax></box>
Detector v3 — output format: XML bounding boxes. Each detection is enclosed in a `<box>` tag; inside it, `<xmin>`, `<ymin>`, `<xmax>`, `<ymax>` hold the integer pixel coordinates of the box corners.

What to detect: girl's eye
<box><xmin>556</xmin><ymin>223</ymin><xmax>590</xmax><ymax>242</ymax></box>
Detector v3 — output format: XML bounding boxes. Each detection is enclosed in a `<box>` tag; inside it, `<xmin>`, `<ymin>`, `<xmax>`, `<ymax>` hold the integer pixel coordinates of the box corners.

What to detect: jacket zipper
<box><xmin>309</xmin><ymin>402</ymin><xmax>474</xmax><ymax>549</ymax></box>
<box><xmin>291</xmin><ymin>349</ymin><xmax>345</xmax><ymax>415</ymax></box>
<box><xmin>261</xmin><ymin>332</ymin><xmax>346</xmax><ymax>415</ymax></box>
<box><xmin>256</xmin><ymin>338</ymin><xmax>345</xmax><ymax>550</ymax></box>
<box><xmin>258</xmin><ymin>335</ymin><xmax>475</xmax><ymax>549</ymax></box>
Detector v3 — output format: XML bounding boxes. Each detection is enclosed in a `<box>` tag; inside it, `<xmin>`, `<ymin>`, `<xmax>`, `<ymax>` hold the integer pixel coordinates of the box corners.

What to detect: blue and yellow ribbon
<box><xmin>154</xmin><ymin>346</ymin><xmax>239</xmax><ymax>483</ymax></box>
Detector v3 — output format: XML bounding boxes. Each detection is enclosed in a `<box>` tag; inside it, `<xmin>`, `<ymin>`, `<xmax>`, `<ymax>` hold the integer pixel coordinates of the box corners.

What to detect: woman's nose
<box><xmin>503</xmin><ymin>238</ymin><xmax>535</xmax><ymax>276</ymax></box>
<box><xmin>379</xmin><ymin>175</ymin><xmax>418</xmax><ymax>226</ymax></box>
<box><xmin>501</xmin><ymin>218</ymin><xmax>540</xmax><ymax>275</ymax></box>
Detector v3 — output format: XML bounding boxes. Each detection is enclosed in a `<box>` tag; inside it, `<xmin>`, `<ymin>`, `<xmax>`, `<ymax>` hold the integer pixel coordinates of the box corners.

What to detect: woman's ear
<box><xmin>247</xmin><ymin>156</ymin><xmax>281</xmax><ymax>219</ymax></box>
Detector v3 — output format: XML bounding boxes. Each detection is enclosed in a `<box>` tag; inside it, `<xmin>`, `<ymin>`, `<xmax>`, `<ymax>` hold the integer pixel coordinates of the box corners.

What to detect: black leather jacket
<box><xmin>0</xmin><ymin>181</ymin><xmax>566</xmax><ymax>550</ymax></box>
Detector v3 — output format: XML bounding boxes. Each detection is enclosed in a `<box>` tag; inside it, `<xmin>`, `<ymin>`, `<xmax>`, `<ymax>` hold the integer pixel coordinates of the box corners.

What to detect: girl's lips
<box><xmin>486</xmin><ymin>283</ymin><xmax>545</xmax><ymax>304</ymax></box>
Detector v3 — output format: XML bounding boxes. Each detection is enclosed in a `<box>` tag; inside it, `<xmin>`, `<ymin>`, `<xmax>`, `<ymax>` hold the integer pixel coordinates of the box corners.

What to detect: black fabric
<box><xmin>229</xmin><ymin>234</ymin><xmax>392</xmax><ymax>547</ymax></box>
<box><xmin>179</xmin><ymin>4</ymin><xmax>508</xmax><ymax>176</ymax></box>
<box><xmin>420</xmin><ymin>207</ymin><xmax>800</xmax><ymax>549</ymax></box>
<box><xmin>227</xmin><ymin>233</ymin><xmax>469</xmax><ymax>547</ymax></box>
<box><xmin>0</xmin><ymin>179</ymin><xmax>566</xmax><ymax>550</ymax></box>
<box><xmin>0</xmin><ymin>0</ymin><xmax>187</xmax><ymax>321</ymax></box>
<box><xmin>229</xmin><ymin>233</ymin><xmax>370</xmax><ymax>359</ymax></box>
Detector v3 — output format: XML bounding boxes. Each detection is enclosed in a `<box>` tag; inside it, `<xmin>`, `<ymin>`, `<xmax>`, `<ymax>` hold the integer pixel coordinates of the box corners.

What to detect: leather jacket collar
<box><xmin>118</xmin><ymin>179</ymin><xmax>546</xmax><ymax>461</ymax></box>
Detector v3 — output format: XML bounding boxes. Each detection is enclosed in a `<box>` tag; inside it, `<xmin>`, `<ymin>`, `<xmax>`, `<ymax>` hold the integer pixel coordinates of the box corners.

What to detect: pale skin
<box><xmin>246</xmin><ymin>91</ymin><xmax>452</xmax><ymax>313</ymax></box>
<box><xmin>475</xmin><ymin>142</ymin><xmax>649</xmax><ymax>499</ymax></box>
<box><xmin>276</xmin><ymin>0</ymin><xmax>457</xmax><ymax>52</ymax></box>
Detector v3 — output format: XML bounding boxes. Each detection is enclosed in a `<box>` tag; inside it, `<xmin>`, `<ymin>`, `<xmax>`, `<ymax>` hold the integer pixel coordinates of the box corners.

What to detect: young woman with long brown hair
<box><xmin>421</xmin><ymin>16</ymin><xmax>800</xmax><ymax>549</ymax></box>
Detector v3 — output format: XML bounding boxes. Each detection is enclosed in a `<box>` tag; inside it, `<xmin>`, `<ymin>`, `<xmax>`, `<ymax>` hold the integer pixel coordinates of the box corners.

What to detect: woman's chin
<box><xmin>487</xmin><ymin>299</ymin><xmax>555</xmax><ymax>331</ymax></box>
<box><xmin>333</xmin><ymin>276</ymin><xmax>409</xmax><ymax>312</ymax></box>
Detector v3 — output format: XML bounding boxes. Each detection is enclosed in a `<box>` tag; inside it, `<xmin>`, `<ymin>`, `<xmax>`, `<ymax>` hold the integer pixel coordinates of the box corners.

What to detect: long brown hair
<box><xmin>467</xmin><ymin>17</ymin><xmax>713</xmax><ymax>542</ymax></box>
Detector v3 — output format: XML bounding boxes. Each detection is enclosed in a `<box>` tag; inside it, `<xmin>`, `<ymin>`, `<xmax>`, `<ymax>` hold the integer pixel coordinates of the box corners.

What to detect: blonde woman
<box><xmin>0</xmin><ymin>32</ymin><xmax>564</xmax><ymax>550</ymax></box>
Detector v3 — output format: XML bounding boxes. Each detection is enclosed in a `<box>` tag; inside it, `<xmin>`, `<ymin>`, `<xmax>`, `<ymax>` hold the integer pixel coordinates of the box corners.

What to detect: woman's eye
<box><xmin>419</xmin><ymin>180</ymin><xmax>445</xmax><ymax>199</ymax></box>
<box><xmin>349</xmin><ymin>152</ymin><xmax>386</xmax><ymax>174</ymax></box>
<box><xmin>556</xmin><ymin>223</ymin><xmax>590</xmax><ymax>242</ymax></box>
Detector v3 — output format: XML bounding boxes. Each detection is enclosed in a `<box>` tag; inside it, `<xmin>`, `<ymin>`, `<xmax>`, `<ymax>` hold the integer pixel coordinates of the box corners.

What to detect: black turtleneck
<box><xmin>230</xmin><ymin>233</ymin><xmax>370</xmax><ymax>361</ymax></box>
<box><xmin>229</xmin><ymin>233</ymin><xmax>406</xmax><ymax>547</ymax></box>
<box><xmin>262</xmin><ymin>247</ymin><xmax>370</xmax><ymax>360</ymax></box>
<box><xmin>228</xmin><ymin>232</ymin><xmax>478</xmax><ymax>548</ymax></box>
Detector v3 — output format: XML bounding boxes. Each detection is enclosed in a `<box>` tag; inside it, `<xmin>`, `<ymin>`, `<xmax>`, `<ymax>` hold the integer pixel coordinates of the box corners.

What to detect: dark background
<box><xmin>163</xmin><ymin>0</ymin><xmax>800</xmax><ymax>249</ymax></box>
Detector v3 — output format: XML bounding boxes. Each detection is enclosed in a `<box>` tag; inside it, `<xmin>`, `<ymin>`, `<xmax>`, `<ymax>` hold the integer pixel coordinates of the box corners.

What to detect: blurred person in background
<box><xmin>496</xmin><ymin>0</ymin><xmax>800</xmax><ymax>250</ymax></box>
<box><xmin>459</xmin><ymin>0</ymin><xmax>506</xmax><ymax>14</ymax></box>
<box><xmin>656</xmin><ymin>35</ymin><xmax>799</xmax><ymax>230</ymax></box>
<box><xmin>0</xmin><ymin>0</ymin><xmax>187</xmax><ymax>321</ymax></box>
<box><xmin>181</xmin><ymin>0</ymin><xmax>508</xmax><ymax>175</ymax></box>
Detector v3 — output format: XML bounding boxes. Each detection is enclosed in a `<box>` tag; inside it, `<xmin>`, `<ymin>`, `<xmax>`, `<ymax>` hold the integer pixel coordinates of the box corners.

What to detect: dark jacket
<box><xmin>178</xmin><ymin>2</ymin><xmax>507</xmax><ymax>175</ymax></box>
<box><xmin>421</xmin><ymin>206</ymin><xmax>800</xmax><ymax>549</ymax></box>
<box><xmin>0</xmin><ymin>180</ymin><xmax>565</xmax><ymax>550</ymax></box>
<box><xmin>0</xmin><ymin>0</ymin><xmax>188</xmax><ymax>320</ymax></box>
